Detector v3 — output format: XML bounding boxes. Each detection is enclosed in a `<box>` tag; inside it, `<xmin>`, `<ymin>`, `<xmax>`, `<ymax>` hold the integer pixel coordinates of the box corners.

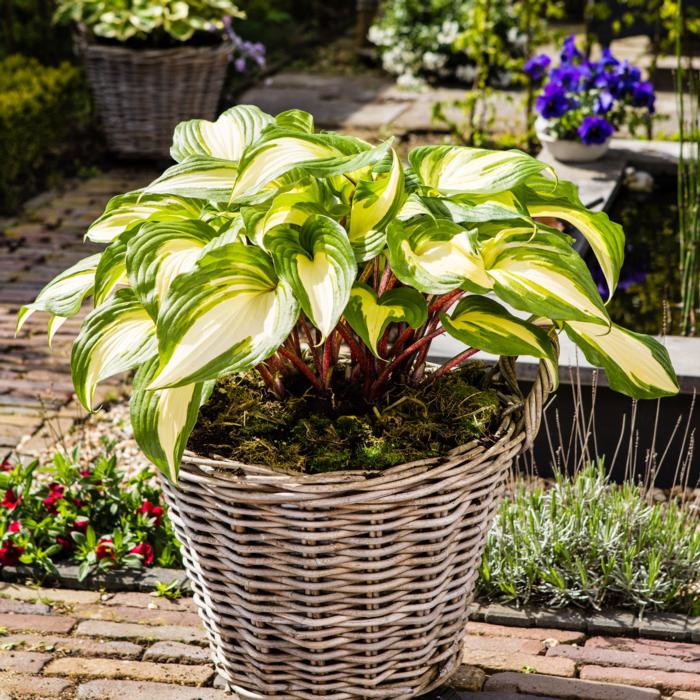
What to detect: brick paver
<box><xmin>0</xmin><ymin>579</ymin><xmax>698</xmax><ymax>698</ymax></box>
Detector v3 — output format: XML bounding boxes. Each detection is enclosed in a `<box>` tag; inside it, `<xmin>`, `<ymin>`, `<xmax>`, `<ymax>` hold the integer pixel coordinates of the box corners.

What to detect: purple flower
<box><xmin>578</xmin><ymin>115</ymin><xmax>615</xmax><ymax>145</ymax></box>
<box><xmin>560</xmin><ymin>34</ymin><xmax>583</xmax><ymax>63</ymax></box>
<box><xmin>550</xmin><ymin>64</ymin><xmax>583</xmax><ymax>90</ymax></box>
<box><xmin>632</xmin><ymin>80</ymin><xmax>656</xmax><ymax>113</ymax></box>
<box><xmin>600</xmin><ymin>47</ymin><xmax>619</xmax><ymax>67</ymax></box>
<box><xmin>611</xmin><ymin>60</ymin><xmax>642</xmax><ymax>97</ymax></box>
<box><xmin>524</xmin><ymin>54</ymin><xmax>551</xmax><ymax>82</ymax></box>
<box><xmin>594</xmin><ymin>90</ymin><xmax>615</xmax><ymax>114</ymax></box>
<box><xmin>536</xmin><ymin>83</ymin><xmax>572</xmax><ymax>119</ymax></box>
<box><xmin>234</xmin><ymin>57</ymin><xmax>247</xmax><ymax>72</ymax></box>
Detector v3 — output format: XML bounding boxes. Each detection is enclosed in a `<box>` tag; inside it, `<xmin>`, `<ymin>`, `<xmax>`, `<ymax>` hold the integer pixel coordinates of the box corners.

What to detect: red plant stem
<box><xmin>278</xmin><ymin>347</ymin><xmax>324</xmax><ymax>390</ymax></box>
<box><xmin>377</xmin><ymin>263</ymin><xmax>394</xmax><ymax>295</ymax></box>
<box><xmin>299</xmin><ymin>316</ymin><xmax>322</xmax><ymax>377</ymax></box>
<box><xmin>322</xmin><ymin>333</ymin><xmax>333</xmax><ymax>387</ymax></box>
<box><xmin>428</xmin><ymin>289</ymin><xmax>464</xmax><ymax>319</ymax></box>
<box><xmin>370</xmin><ymin>328</ymin><xmax>446</xmax><ymax>398</ymax></box>
<box><xmin>389</xmin><ymin>325</ymin><xmax>415</xmax><ymax>357</ymax></box>
<box><xmin>336</xmin><ymin>323</ymin><xmax>369</xmax><ymax>374</ymax></box>
<box><xmin>427</xmin><ymin>347</ymin><xmax>480</xmax><ymax>383</ymax></box>
<box><xmin>256</xmin><ymin>363</ymin><xmax>285</xmax><ymax>399</ymax></box>
<box><xmin>291</xmin><ymin>325</ymin><xmax>303</xmax><ymax>357</ymax></box>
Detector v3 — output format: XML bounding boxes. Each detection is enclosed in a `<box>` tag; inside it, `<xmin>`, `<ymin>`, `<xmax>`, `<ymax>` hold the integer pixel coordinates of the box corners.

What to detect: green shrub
<box><xmin>478</xmin><ymin>463</ymin><xmax>700</xmax><ymax>615</ymax></box>
<box><xmin>0</xmin><ymin>55</ymin><xmax>93</xmax><ymax>213</ymax></box>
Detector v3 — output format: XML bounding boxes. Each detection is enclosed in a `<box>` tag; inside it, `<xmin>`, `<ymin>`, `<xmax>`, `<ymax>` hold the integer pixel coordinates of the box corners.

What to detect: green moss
<box><xmin>188</xmin><ymin>365</ymin><xmax>502</xmax><ymax>474</ymax></box>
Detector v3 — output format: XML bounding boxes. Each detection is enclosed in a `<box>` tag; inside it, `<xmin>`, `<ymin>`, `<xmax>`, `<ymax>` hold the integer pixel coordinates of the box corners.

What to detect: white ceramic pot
<box><xmin>536</xmin><ymin>119</ymin><xmax>611</xmax><ymax>163</ymax></box>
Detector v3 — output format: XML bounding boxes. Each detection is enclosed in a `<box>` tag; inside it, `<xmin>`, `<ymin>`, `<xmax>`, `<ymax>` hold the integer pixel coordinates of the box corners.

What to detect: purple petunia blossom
<box><xmin>560</xmin><ymin>34</ymin><xmax>583</xmax><ymax>63</ymax></box>
<box><xmin>610</xmin><ymin>60</ymin><xmax>642</xmax><ymax>97</ymax></box>
<box><xmin>536</xmin><ymin>83</ymin><xmax>572</xmax><ymax>119</ymax></box>
<box><xmin>632</xmin><ymin>80</ymin><xmax>656</xmax><ymax>113</ymax></box>
<box><xmin>550</xmin><ymin>64</ymin><xmax>584</xmax><ymax>90</ymax></box>
<box><xmin>524</xmin><ymin>54</ymin><xmax>551</xmax><ymax>82</ymax></box>
<box><xmin>594</xmin><ymin>90</ymin><xmax>615</xmax><ymax>114</ymax></box>
<box><xmin>600</xmin><ymin>47</ymin><xmax>620</xmax><ymax>67</ymax></box>
<box><xmin>578</xmin><ymin>115</ymin><xmax>615</xmax><ymax>145</ymax></box>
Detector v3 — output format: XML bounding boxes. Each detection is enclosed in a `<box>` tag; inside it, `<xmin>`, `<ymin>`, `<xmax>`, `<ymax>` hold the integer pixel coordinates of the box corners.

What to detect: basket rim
<box><xmin>76</xmin><ymin>34</ymin><xmax>230</xmax><ymax>59</ymax></box>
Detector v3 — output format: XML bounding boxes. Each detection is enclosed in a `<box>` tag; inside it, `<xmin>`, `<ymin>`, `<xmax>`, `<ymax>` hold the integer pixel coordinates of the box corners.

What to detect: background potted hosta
<box><xmin>526</xmin><ymin>36</ymin><xmax>655</xmax><ymax>162</ymax></box>
<box><xmin>19</xmin><ymin>105</ymin><xmax>678</xmax><ymax>698</ymax></box>
<box><xmin>55</xmin><ymin>0</ymin><xmax>265</xmax><ymax>158</ymax></box>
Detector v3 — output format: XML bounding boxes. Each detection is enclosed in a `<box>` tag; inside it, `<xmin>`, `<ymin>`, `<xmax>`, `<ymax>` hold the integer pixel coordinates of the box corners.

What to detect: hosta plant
<box><xmin>19</xmin><ymin>105</ymin><xmax>678</xmax><ymax>482</ymax></box>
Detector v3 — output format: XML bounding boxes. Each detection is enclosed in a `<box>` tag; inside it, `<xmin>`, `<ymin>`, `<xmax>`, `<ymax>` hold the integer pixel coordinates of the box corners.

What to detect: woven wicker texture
<box><xmin>162</xmin><ymin>357</ymin><xmax>552</xmax><ymax>699</ymax></box>
<box><xmin>78</xmin><ymin>39</ymin><xmax>229</xmax><ymax>158</ymax></box>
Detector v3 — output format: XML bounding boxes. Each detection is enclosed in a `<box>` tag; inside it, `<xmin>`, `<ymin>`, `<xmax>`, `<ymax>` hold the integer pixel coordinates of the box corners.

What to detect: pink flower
<box><xmin>138</xmin><ymin>501</ymin><xmax>164</xmax><ymax>527</ymax></box>
<box><xmin>56</xmin><ymin>536</ymin><xmax>72</xmax><ymax>551</ymax></box>
<box><xmin>42</xmin><ymin>484</ymin><xmax>64</xmax><ymax>514</ymax></box>
<box><xmin>129</xmin><ymin>542</ymin><xmax>154</xmax><ymax>566</ymax></box>
<box><xmin>73</xmin><ymin>518</ymin><xmax>89</xmax><ymax>533</ymax></box>
<box><xmin>80</xmin><ymin>469</ymin><xmax>91</xmax><ymax>478</ymax></box>
<box><xmin>8</xmin><ymin>521</ymin><xmax>21</xmax><ymax>533</ymax></box>
<box><xmin>1</xmin><ymin>488</ymin><xmax>21</xmax><ymax>510</ymax></box>
<box><xmin>0</xmin><ymin>541</ymin><xmax>24</xmax><ymax>566</ymax></box>
<box><xmin>95</xmin><ymin>536</ymin><xmax>115</xmax><ymax>561</ymax></box>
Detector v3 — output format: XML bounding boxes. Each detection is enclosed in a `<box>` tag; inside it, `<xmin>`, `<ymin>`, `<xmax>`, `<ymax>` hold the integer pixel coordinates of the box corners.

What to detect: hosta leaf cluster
<box><xmin>54</xmin><ymin>0</ymin><xmax>243</xmax><ymax>42</ymax></box>
<box><xmin>21</xmin><ymin>105</ymin><xmax>679</xmax><ymax>481</ymax></box>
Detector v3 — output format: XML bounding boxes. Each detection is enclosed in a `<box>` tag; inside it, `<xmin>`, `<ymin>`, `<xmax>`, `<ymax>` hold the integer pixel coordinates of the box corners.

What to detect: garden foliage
<box><xmin>20</xmin><ymin>105</ymin><xmax>678</xmax><ymax>482</ymax></box>
<box><xmin>479</xmin><ymin>464</ymin><xmax>700</xmax><ymax>614</ymax></box>
<box><xmin>0</xmin><ymin>55</ymin><xmax>92</xmax><ymax>213</ymax></box>
<box><xmin>0</xmin><ymin>448</ymin><xmax>180</xmax><ymax>580</ymax></box>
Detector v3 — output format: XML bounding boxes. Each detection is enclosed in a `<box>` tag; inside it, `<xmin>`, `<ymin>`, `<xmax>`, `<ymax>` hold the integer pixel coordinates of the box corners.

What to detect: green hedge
<box><xmin>0</xmin><ymin>55</ymin><xmax>93</xmax><ymax>213</ymax></box>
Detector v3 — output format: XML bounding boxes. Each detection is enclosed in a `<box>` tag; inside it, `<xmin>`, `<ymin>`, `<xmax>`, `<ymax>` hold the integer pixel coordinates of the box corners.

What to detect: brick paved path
<box><xmin>0</xmin><ymin>169</ymin><xmax>156</xmax><ymax>461</ymax></box>
<box><xmin>0</xmin><ymin>582</ymin><xmax>696</xmax><ymax>699</ymax></box>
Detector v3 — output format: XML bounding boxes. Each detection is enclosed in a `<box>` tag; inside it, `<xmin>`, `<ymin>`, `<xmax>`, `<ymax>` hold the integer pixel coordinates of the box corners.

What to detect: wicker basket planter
<box><xmin>161</xmin><ymin>358</ymin><xmax>551</xmax><ymax>699</ymax></box>
<box><xmin>78</xmin><ymin>38</ymin><xmax>230</xmax><ymax>159</ymax></box>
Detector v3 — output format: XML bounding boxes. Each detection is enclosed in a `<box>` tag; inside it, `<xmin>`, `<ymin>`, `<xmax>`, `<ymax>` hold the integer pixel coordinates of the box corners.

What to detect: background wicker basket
<box><xmin>161</xmin><ymin>357</ymin><xmax>553</xmax><ymax>699</ymax></box>
<box><xmin>77</xmin><ymin>37</ymin><xmax>230</xmax><ymax>159</ymax></box>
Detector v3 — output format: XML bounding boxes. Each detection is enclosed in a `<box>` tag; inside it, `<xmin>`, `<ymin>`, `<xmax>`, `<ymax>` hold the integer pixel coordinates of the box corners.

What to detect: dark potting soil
<box><xmin>187</xmin><ymin>365</ymin><xmax>502</xmax><ymax>474</ymax></box>
<box><xmin>588</xmin><ymin>170</ymin><xmax>690</xmax><ymax>336</ymax></box>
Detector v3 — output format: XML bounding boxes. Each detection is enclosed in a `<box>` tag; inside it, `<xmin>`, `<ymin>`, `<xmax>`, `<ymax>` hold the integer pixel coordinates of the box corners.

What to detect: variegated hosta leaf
<box><xmin>483</xmin><ymin>229</ymin><xmax>609</xmax><ymax>324</ymax></box>
<box><xmin>71</xmin><ymin>289</ymin><xmax>157</xmax><ymax>410</ymax></box>
<box><xmin>148</xmin><ymin>242</ymin><xmax>300</xmax><ymax>389</ymax></box>
<box><xmin>348</xmin><ymin>149</ymin><xmax>405</xmax><ymax>262</ymax></box>
<box><xmin>344</xmin><ymin>282</ymin><xmax>428</xmax><ymax>356</ymax></box>
<box><xmin>145</xmin><ymin>157</ymin><xmax>238</xmax><ymax>202</ymax></box>
<box><xmin>94</xmin><ymin>229</ymin><xmax>138</xmax><ymax>306</ymax></box>
<box><xmin>17</xmin><ymin>254</ymin><xmax>100</xmax><ymax>336</ymax></box>
<box><xmin>87</xmin><ymin>192</ymin><xmax>205</xmax><ymax>244</ymax></box>
<box><xmin>518</xmin><ymin>178</ymin><xmax>624</xmax><ymax>297</ymax></box>
<box><xmin>242</xmin><ymin>179</ymin><xmax>332</xmax><ymax>249</ymax></box>
<box><xmin>130</xmin><ymin>357</ymin><xmax>213</xmax><ymax>482</ymax></box>
<box><xmin>409</xmin><ymin>145</ymin><xmax>550</xmax><ymax>196</ymax></box>
<box><xmin>267</xmin><ymin>215</ymin><xmax>356</xmax><ymax>338</ymax></box>
<box><xmin>170</xmin><ymin>104</ymin><xmax>273</xmax><ymax>163</ymax></box>
<box><xmin>232</xmin><ymin>131</ymin><xmax>392</xmax><ymax>201</ymax></box>
<box><xmin>387</xmin><ymin>216</ymin><xmax>493</xmax><ymax>294</ymax></box>
<box><xmin>444</xmin><ymin>192</ymin><xmax>532</xmax><ymax>228</ymax></box>
<box><xmin>564</xmin><ymin>321</ymin><xmax>679</xmax><ymax>399</ymax></box>
<box><xmin>125</xmin><ymin>220</ymin><xmax>216</xmax><ymax>317</ymax></box>
<box><xmin>441</xmin><ymin>296</ymin><xmax>557</xmax><ymax>363</ymax></box>
<box><xmin>274</xmin><ymin>108</ymin><xmax>314</xmax><ymax>133</ymax></box>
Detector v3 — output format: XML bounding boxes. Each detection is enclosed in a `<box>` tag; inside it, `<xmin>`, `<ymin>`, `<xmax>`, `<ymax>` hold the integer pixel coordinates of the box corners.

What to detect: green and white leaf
<box><xmin>148</xmin><ymin>243</ymin><xmax>300</xmax><ymax>389</ymax></box>
<box><xmin>144</xmin><ymin>157</ymin><xmax>238</xmax><ymax>202</ymax></box>
<box><xmin>483</xmin><ymin>229</ymin><xmax>609</xmax><ymax>324</ymax></box>
<box><xmin>267</xmin><ymin>215</ymin><xmax>356</xmax><ymax>338</ymax></box>
<box><xmin>564</xmin><ymin>321</ymin><xmax>679</xmax><ymax>399</ymax></box>
<box><xmin>344</xmin><ymin>282</ymin><xmax>428</xmax><ymax>356</ymax></box>
<box><xmin>274</xmin><ymin>108</ymin><xmax>314</xmax><ymax>133</ymax></box>
<box><xmin>348</xmin><ymin>148</ymin><xmax>405</xmax><ymax>261</ymax></box>
<box><xmin>170</xmin><ymin>104</ymin><xmax>273</xmax><ymax>163</ymax></box>
<box><xmin>86</xmin><ymin>191</ymin><xmax>205</xmax><ymax>243</ymax></box>
<box><xmin>387</xmin><ymin>216</ymin><xmax>492</xmax><ymax>294</ymax></box>
<box><xmin>130</xmin><ymin>357</ymin><xmax>213</xmax><ymax>482</ymax></box>
<box><xmin>94</xmin><ymin>230</ymin><xmax>138</xmax><ymax>306</ymax></box>
<box><xmin>409</xmin><ymin>145</ymin><xmax>549</xmax><ymax>196</ymax></box>
<box><xmin>441</xmin><ymin>296</ymin><xmax>557</xmax><ymax>363</ymax></box>
<box><xmin>17</xmin><ymin>253</ymin><xmax>100</xmax><ymax>335</ymax></box>
<box><xmin>126</xmin><ymin>220</ymin><xmax>216</xmax><ymax>317</ymax></box>
<box><xmin>71</xmin><ymin>289</ymin><xmax>157</xmax><ymax>410</ymax></box>
<box><xmin>518</xmin><ymin>179</ymin><xmax>625</xmax><ymax>297</ymax></box>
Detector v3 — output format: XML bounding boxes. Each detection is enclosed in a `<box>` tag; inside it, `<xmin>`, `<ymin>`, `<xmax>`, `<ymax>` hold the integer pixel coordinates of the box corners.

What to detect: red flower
<box><xmin>0</xmin><ymin>459</ymin><xmax>13</xmax><ymax>472</ymax></box>
<box><xmin>8</xmin><ymin>521</ymin><xmax>21</xmax><ymax>533</ymax></box>
<box><xmin>80</xmin><ymin>469</ymin><xmax>91</xmax><ymax>478</ymax></box>
<box><xmin>95</xmin><ymin>536</ymin><xmax>115</xmax><ymax>561</ymax></box>
<box><xmin>129</xmin><ymin>542</ymin><xmax>154</xmax><ymax>566</ymax></box>
<box><xmin>73</xmin><ymin>518</ymin><xmax>89</xmax><ymax>532</ymax></box>
<box><xmin>73</xmin><ymin>498</ymin><xmax>85</xmax><ymax>508</ymax></box>
<box><xmin>56</xmin><ymin>536</ymin><xmax>73</xmax><ymax>551</ymax></box>
<box><xmin>1</xmin><ymin>488</ymin><xmax>21</xmax><ymax>510</ymax></box>
<box><xmin>42</xmin><ymin>484</ymin><xmax>64</xmax><ymax>514</ymax></box>
<box><xmin>0</xmin><ymin>541</ymin><xmax>24</xmax><ymax>566</ymax></box>
<box><xmin>138</xmin><ymin>501</ymin><xmax>164</xmax><ymax>527</ymax></box>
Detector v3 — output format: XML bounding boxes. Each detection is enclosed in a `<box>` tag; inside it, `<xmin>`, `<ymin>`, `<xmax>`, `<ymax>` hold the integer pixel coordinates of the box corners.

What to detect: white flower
<box><xmin>507</xmin><ymin>26</ymin><xmax>527</xmax><ymax>50</ymax></box>
<box><xmin>397</xmin><ymin>72</ymin><xmax>425</xmax><ymax>89</ymax></box>
<box><xmin>456</xmin><ymin>64</ymin><xmax>477</xmax><ymax>83</ymax></box>
<box><xmin>368</xmin><ymin>25</ymin><xmax>394</xmax><ymax>47</ymax></box>
<box><xmin>437</xmin><ymin>20</ymin><xmax>459</xmax><ymax>45</ymax></box>
<box><xmin>422</xmin><ymin>51</ymin><xmax>447</xmax><ymax>72</ymax></box>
